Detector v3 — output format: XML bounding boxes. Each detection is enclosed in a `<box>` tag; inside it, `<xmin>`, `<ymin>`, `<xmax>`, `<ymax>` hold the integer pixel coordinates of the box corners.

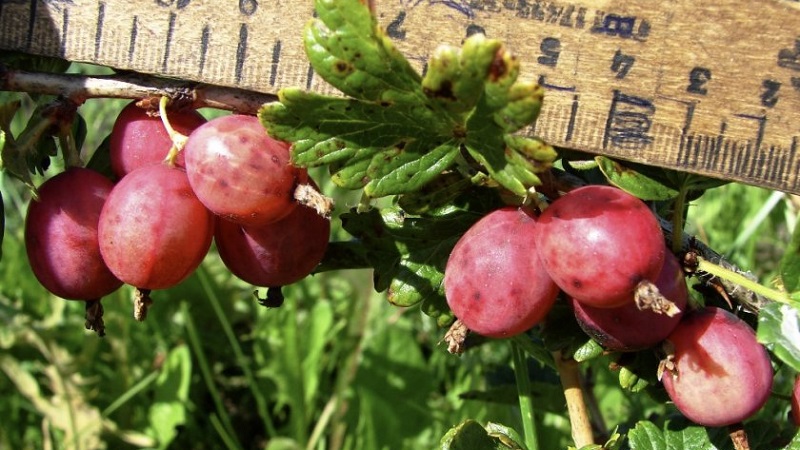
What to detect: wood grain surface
<box><xmin>1</xmin><ymin>0</ymin><xmax>799</xmax><ymax>193</ymax></box>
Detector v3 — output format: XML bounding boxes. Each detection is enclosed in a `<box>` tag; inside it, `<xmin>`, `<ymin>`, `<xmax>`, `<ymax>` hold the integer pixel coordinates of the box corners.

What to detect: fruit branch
<box><xmin>0</xmin><ymin>64</ymin><xmax>275</xmax><ymax>114</ymax></box>
<box><xmin>552</xmin><ymin>351</ymin><xmax>594</xmax><ymax>448</ymax></box>
<box><xmin>659</xmin><ymin>215</ymin><xmax>769</xmax><ymax>312</ymax></box>
<box><xmin>695</xmin><ymin>256</ymin><xmax>791</xmax><ymax>306</ymax></box>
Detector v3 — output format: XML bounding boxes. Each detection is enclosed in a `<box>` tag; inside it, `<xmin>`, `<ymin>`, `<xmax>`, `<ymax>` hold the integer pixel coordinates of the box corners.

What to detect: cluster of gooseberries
<box><xmin>443</xmin><ymin>184</ymin><xmax>774</xmax><ymax>428</ymax></box>
<box><xmin>24</xmin><ymin>101</ymin><xmax>331</xmax><ymax>334</ymax></box>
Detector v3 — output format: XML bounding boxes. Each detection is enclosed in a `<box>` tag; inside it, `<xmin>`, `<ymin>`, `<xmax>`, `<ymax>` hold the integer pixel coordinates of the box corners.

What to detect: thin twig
<box><xmin>0</xmin><ymin>65</ymin><xmax>276</xmax><ymax>114</ymax></box>
<box><xmin>552</xmin><ymin>351</ymin><xmax>594</xmax><ymax>448</ymax></box>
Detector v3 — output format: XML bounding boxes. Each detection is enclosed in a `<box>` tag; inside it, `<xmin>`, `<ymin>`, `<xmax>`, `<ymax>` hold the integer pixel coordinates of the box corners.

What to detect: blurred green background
<box><xmin>0</xmin><ymin>63</ymin><xmax>797</xmax><ymax>450</ymax></box>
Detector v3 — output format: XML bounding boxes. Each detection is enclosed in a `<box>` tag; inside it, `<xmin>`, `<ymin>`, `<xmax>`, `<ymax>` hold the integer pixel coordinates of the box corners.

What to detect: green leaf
<box><xmin>341</xmin><ymin>205</ymin><xmax>478</xmax><ymax>309</ymax></box>
<box><xmin>0</xmin><ymin>133</ymin><xmax>4</xmax><ymax>263</ymax></box>
<box><xmin>440</xmin><ymin>420</ymin><xmax>526</xmax><ymax>450</ymax></box>
<box><xmin>618</xmin><ymin>365</ymin><xmax>650</xmax><ymax>392</ymax></box>
<box><xmin>485</xmin><ymin>422</ymin><xmax>527</xmax><ymax>450</ymax></box>
<box><xmin>264</xmin><ymin>438</ymin><xmax>303</xmax><ymax>450</ymax></box>
<box><xmin>757</xmin><ymin>301</ymin><xmax>800</xmax><ymax>372</ymax></box>
<box><xmin>781</xmin><ymin>218</ymin><xmax>800</xmax><ymax>293</ymax></box>
<box><xmin>340</xmin><ymin>183</ymin><xmax>500</xmax><ymax>312</ymax></box>
<box><xmin>627</xmin><ymin>421</ymin><xmax>666</xmax><ymax>450</ymax></box>
<box><xmin>304</xmin><ymin>0</ymin><xmax>421</xmax><ymax>102</ymax></box>
<box><xmin>593</xmin><ymin>156</ymin><xmax>728</xmax><ymax>201</ymax></box>
<box><xmin>0</xmin><ymin>51</ymin><xmax>71</xmax><ymax>73</ymax></box>
<box><xmin>148</xmin><ymin>345</ymin><xmax>192</xmax><ymax>449</ymax></box>
<box><xmin>627</xmin><ymin>420</ymin><xmax>717</xmax><ymax>450</ymax></box>
<box><xmin>595</xmin><ymin>156</ymin><xmax>679</xmax><ymax>201</ymax></box>
<box><xmin>0</xmin><ymin>100</ymin><xmax>70</xmax><ymax>193</ymax></box>
<box><xmin>540</xmin><ymin>302</ymin><xmax>587</xmax><ymax>356</ymax></box>
<box><xmin>396</xmin><ymin>172</ymin><xmax>474</xmax><ymax>215</ymax></box>
<box><xmin>260</xmin><ymin>0</ymin><xmax>555</xmax><ymax>199</ymax></box>
<box><xmin>86</xmin><ymin>135</ymin><xmax>116</xmax><ymax>180</ymax></box>
<box><xmin>346</xmin><ymin>315</ymin><xmax>439</xmax><ymax>448</ymax></box>
<box><xmin>572</xmin><ymin>338</ymin><xmax>604</xmax><ymax>363</ymax></box>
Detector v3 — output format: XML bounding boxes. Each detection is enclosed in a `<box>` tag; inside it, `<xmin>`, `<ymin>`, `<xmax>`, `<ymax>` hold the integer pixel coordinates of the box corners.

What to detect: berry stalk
<box><xmin>158</xmin><ymin>96</ymin><xmax>189</xmax><ymax>166</ymax></box>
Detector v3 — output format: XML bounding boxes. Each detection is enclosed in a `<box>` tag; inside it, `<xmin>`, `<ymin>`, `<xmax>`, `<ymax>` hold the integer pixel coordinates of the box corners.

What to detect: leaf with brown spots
<box><xmin>259</xmin><ymin>0</ymin><xmax>556</xmax><ymax>198</ymax></box>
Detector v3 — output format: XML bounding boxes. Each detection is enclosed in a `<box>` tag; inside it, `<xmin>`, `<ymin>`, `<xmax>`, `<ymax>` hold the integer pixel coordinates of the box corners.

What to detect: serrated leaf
<box><xmin>260</xmin><ymin>0</ymin><xmax>555</xmax><ymax>199</ymax></box>
<box><xmin>627</xmin><ymin>420</ymin><xmax>718</xmax><ymax>450</ymax></box>
<box><xmin>305</xmin><ymin>0</ymin><xmax>420</xmax><ymax>102</ymax></box>
<box><xmin>757</xmin><ymin>302</ymin><xmax>800</xmax><ymax>372</ymax></box>
<box><xmin>627</xmin><ymin>421</ymin><xmax>666</xmax><ymax>450</ymax></box>
<box><xmin>341</xmin><ymin>205</ymin><xmax>480</xmax><ymax>308</ymax></box>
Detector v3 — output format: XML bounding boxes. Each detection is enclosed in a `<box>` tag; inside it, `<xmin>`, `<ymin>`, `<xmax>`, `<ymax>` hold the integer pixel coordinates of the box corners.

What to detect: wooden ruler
<box><xmin>1</xmin><ymin>0</ymin><xmax>799</xmax><ymax>194</ymax></box>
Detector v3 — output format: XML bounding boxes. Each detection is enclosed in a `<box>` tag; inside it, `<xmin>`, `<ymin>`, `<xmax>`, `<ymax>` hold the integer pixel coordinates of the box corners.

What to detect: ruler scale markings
<box><xmin>773</xmin><ymin>147</ymin><xmax>787</xmax><ymax>187</ymax></box>
<box><xmin>198</xmin><ymin>24</ymin><xmax>210</xmax><ymax>76</ymax></box>
<box><xmin>60</xmin><ymin>8</ymin><xmax>68</xmax><ymax>58</ymax></box>
<box><xmin>676</xmin><ymin>101</ymin><xmax>695</xmax><ymax>166</ymax></box>
<box><xmin>564</xmin><ymin>94</ymin><xmax>579</xmax><ymax>142</ymax></box>
<box><xmin>682</xmin><ymin>135</ymin><xmax>694</xmax><ymax>169</ymax></box>
<box><xmin>305</xmin><ymin>62</ymin><xmax>315</xmax><ymax>91</ymax></box>
<box><xmin>720</xmin><ymin>138</ymin><xmax>731</xmax><ymax>177</ymax></box>
<box><xmin>94</xmin><ymin>2</ymin><xmax>105</xmax><ymax>61</ymax></box>
<box><xmin>790</xmin><ymin>137</ymin><xmax>800</xmax><ymax>191</ymax></box>
<box><xmin>0</xmin><ymin>1</ymin><xmax>799</xmax><ymax>193</ymax></box>
<box><xmin>754</xmin><ymin>144</ymin><xmax>768</xmax><ymax>181</ymax></box>
<box><xmin>708</xmin><ymin>133</ymin><xmax>723</xmax><ymax>172</ymax></box>
<box><xmin>161</xmin><ymin>12</ymin><xmax>177</xmax><ymax>73</ymax></box>
<box><xmin>705</xmin><ymin>135</ymin><xmax>717</xmax><ymax>173</ymax></box>
<box><xmin>738</xmin><ymin>143</ymin><xmax>750</xmax><ymax>178</ymax></box>
<box><xmin>747</xmin><ymin>142</ymin><xmax>760</xmax><ymax>180</ymax></box>
<box><xmin>742</xmin><ymin>143</ymin><xmax>753</xmax><ymax>179</ymax></box>
<box><xmin>25</xmin><ymin>0</ymin><xmax>36</xmax><ymax>51</ymax></box>
<box><xmin>128</xmin><ymin>16</ymin><xmax>138</xmax><ymax>65</ymax></box>
<box><xmin>698</xmin><ymin>136</ymin><xmax>710</xmax><ymax>172</ymax></box>
<box><xmin>270</xmin><ymin>40</ymin><xmax>282</xmax><ymax>87</ymax></box>
<box><xmin>765</xmin><ymin>145</ymin><xmax>777</xmax><ymax>182</ymax></box>
<box><xmin>697</xmin><ymin>135</ymin><xmax>708</xmax><ymax>173</ymax></box>
<box><xmin>235</xmin><ymin>23</ymin><xmax>248</xmax><ymax>84</ymax></box>
<box><xmin>712</xmin><ymin>124</ymin><xmax>726</xmax><ymax>173</ymax></box>
<box><xmin>690</xmin><ymin>137</ymin><xmax>702</xmax><ymax>172</ymax></box>
<box><xmin>751</xmin><ymin>115</ymin><xmax>768</xmax><ymax>180</ymax></box>
<box><xmin>783</xmin><ymin>137</ymin><xmax>797</xmax><ymax>187</ymax></box>
<box><xmin>729</xmin><ymin>142</ymin><xmax>741</xmax><ymax>177</ymax></box>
